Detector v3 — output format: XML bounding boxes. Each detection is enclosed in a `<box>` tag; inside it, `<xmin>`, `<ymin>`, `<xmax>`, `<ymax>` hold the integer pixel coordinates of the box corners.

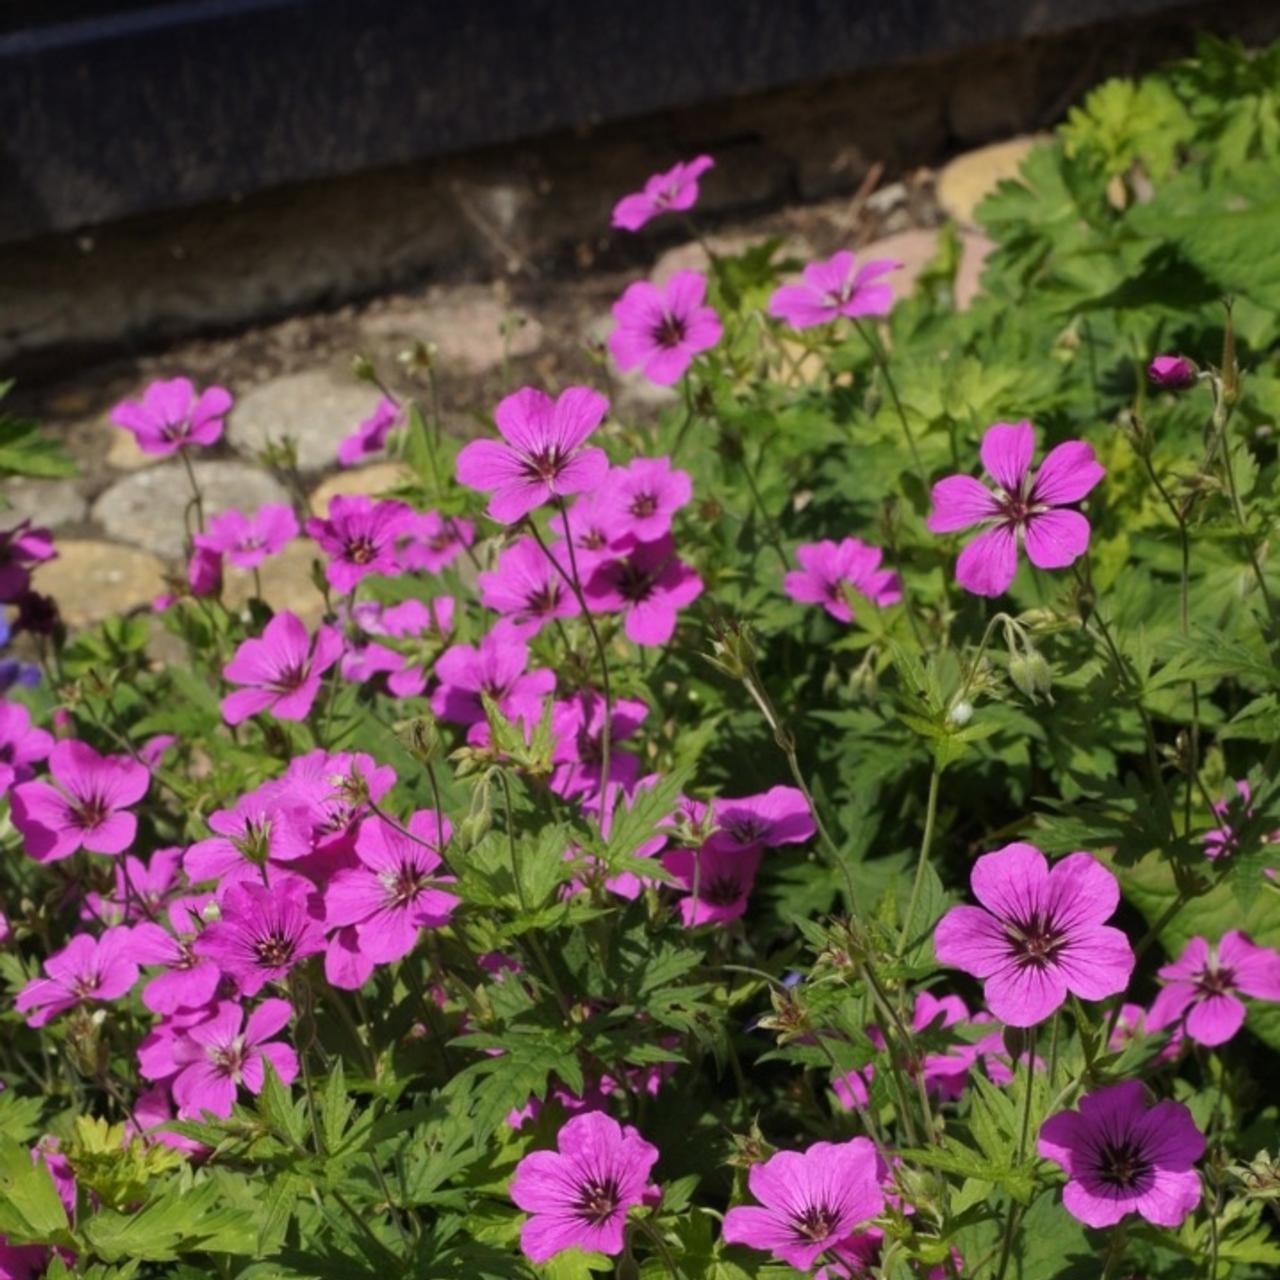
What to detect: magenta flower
<box><xmin>721</xmin><ymin>1138</ymin><xmax>884</xmax><ymax>1271</ymax></box>
<box><xmin>109</xmin><ymin>376</ymin><xmax>232</xmax><ymax>455</ymax></box>
<box><xmin>456</xmin><ymin>386</ymin><xmax>609</xmax><ymax>525</ymax></box>
<box><xmin>934</xmin><ymin>842</ymin><xmax>1134</xmax><ymax>1027</ymax></box>
<box><xmin>559</xmin><ymin>489</ymin><xmax>627</xmax><ymax>568</ymax></box>
<box><xmin>83</xmin><ymin>845</ymin><xmax>183</xmax><ymax>926</ymax></box>
<box><xmin>163</xmin><ymin>999</ymin><xmax>298</xmax><ymax>1119</ymax></box>
<box><xmin>337</xmin><ymin>395</ymin><xmax>401</xmax><ymax>467</ymax></box>
<box><xmin>325</xmin><ymin>811</ymin><xmax>457</xmax><ymax>976</ymax></box>
<box><xmin>397</xmin><ymin>511</ymin><xmax>475</xmax><ymax>573</ymax></box>
<box><xmin>710</xmin><ymin>786</ymin><xmax>815</xmax><ymax>853</ymax></box>
<box><xmin>16</xmin><ymin>926</ymin><xmax>140</xmax><ymax>1026</ymax></box>
<box><xmin>927</xmin><ymin>421</ymin><xmax>1105</xmax><ymax>597</ymax></box>
<box><xmin>1147</xmin><ymin>931</ymin><xmax>1280</xmax><ymax>1047</ymax></box>
<box><xmin>221</xmin><ymin>611</ymin><xmax>343</xmax><ymax>725</ymax></box>
<box><xmin>0</xmin><ymin>699</ymin><xmax>53</xmax><ymax>794</ymax></box>
<box><xmin>550</xmin><ymin>690</ymin><xmax>648</xmax><ymax>799</ymax></box>
<box><xmin>184</xmin><ymin>785</ymin><xmax>314</xmax><ymax>883</ymax></box>
<box><xmin>783</xmin><ymin>537</ymin><xmax>901</xmax><ymax>623</ymax></box>
<box><xmin>611</xmin><ymin>155</ymin><xmax>714</xmax><ymax>231</ymax></box>
<box><xmin>430</xmin><ymin>629</ymin><xmax>555</xmax><ymax>742</ymax></box>
<box><xmin>380</xmin><ymin>596</ymin><xmax>456</xmax><ymax>698</ymax></box>
<box><xmin>128</xmin><ymin>899</ymin><xmax>223</xmax><ymax>1015</ymax></box>
<box><xmin>305</xmin><ymin>495</ymin><xmax>415</xmax><ymax>593</ymax></box>
<box><xmin>1148</xmin><ymin>354</ymin><xmax>1197</xmax><ymax>389</ymax></box>
<box><xmin>1038</xmin><ymin>1080</ymin><xmax>1203</xmax><ymax>1228</ymax></box>
<box><xmin>1203</xmin><ymin>779</ymin><xmax>1278</xmax><ymax>862</ymax></box>
<box><xmin>599</xmin><ymin>457</ymin><xmax>693</xmax><ymax>546</ymax></box>
<box><xmin>477</xmin><ymin>535</ymin><xmax>580</xmax><ymax>635</ymax></box>
<box><xmin>193</xmin><ymin>876</ymin><xmax>326</xmax><ymax>997</ymax></box>
<box><xmin>509</xmin><ymin>1111</ymin><xmax>660</xmax><ymax>1262</ymax></box>
<box><xmin>1109</xmin><ymin>1002</ymin><xmax>1184</xmax><ymax>1062</ymax></box>
<box><xmin>186</xmin><ymin>545</ymin><xmax>222</xmax><ymax>597</ymax></box>
<box><xmin>0</xmin><ymin>521</ymin><xmax>56</xmax><ymax>602</ymax></box>
<box><xmin>608</xmin><ymin>270</ymin><xmax>722</xmax><ymax>386</ymax></box>
<box><xmin>195</xmin><ymin>503</ymin><xmax>299</xmax><ymax>569</ymax></box>
<box><xmin>262</xmin><ymin>749</ymin><xmax>395</xmax><ymax>857</ymax></box>
<box><xmin>663</xmin><ymin>842</ymin><xmax>762</xmax><ymax>925</ymax></box>
<box><xmin>583</xmin><ymin>535</ymin><xmax>703</xmax><ymax>646</ymax></box>
<box><xmin>768</xmin><ymin>251</ymin><xmax>900</xmax><ymax>328</ymax></box>
<box><xmin>11</xmin><ymin>739</ymin><xmax>150</xmax><ymax>862</ymax></box>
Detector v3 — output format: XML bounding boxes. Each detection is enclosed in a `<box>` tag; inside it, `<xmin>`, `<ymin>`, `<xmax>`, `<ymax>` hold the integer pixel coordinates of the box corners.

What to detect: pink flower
<box><xmin>507</xmin><ymin>1076</ymin><xmax>614</xmax><ymax>1132</ymax></box>
<box><xmin>324</xmin><ymin>812</ymin><xmax>457</xmax><ymax>987</ymax></box>
<box><xmin>663</xmin><ymin>842</ymin><xmax>762</xmax><ymax>925</ymax></box>
<box><xmin>337</xmin><ymin>396</ymin><xmax>401</xmax><ymax>467</ymax></box>
<box><xmin>305</xmin><ymin>495</ymin><xmax>415</xmax><ymax>593</ymax></box>
<box><xmin>608</xmin><ymin>270</ymin><xmax>722</xmax><ymax>386</ymax></box>
<box><xmin>1203</xmin><ymin>779</ymin><xmax>1278</xmax><ymax>863</ymax></box>
<box><xmin>195</xmin><ymin>504</ymin><xmax>299</xmax><ymax>569</ymax></box>
<box><xmin>710</xmin><ymin>786</ymin><xmax>815</xmax><ymax>853</ymax></box>
<box><xmin>184</xmin><ymin>785</ymin><xmax>314</xmax><ymax>883</ymax></box>
<box><xmin>934</xmin><ymin>842</ymin><xmax>1134</xmax><ymax>1027</ymax></box>
<box><xmin>927</xmin><ymin>421</ymin><xmax>1104</xmax><ymax>597</ymax></box>
<box><xmin>768</xmin><ymin>251</ymin><xmax>900</xmax><ymax>328</ymax></box>
<box><xmin>477</xmin><ymin>535</ymin><xmax>580</xmax><ymax>635</ymax></box>
<box><xmin>721</xmin><ymin>1138</ymin><xmax>884</xmax><ymax>1271</ymax></box>
<box><xmin>0</xmin><ymin>521</ymin><xmax>56</xmax><ymax>602</ymax></box>
<box><xmin>583</xmin><ymin>535</ymin><xmax>703</xmax><ymax>645</ymax></box>
<box><xmin>109</xmin><ymin>377</ymin><xmax>232</xmax><ymax>455</ymax></box>
<box><xmin>1147</xmin><ymin>931</ymin><xmax>1280</xmax><ymax>1047</ymax></box>
<box><xmin>397</xmin><ymin>511</ymin><xmax>475</xmax><ymax>573</ymax></box>
<box><xmin>15</xmin><ymin>927</ymin><xmax>140</xmax><ymax>1026</ymax></box>
<box><xmin>193</xmin><ymin>876</ymin><xmax>326</xmax><ymax>997</ymax></box>
<box><xmin>379</xmin><ymin>597</ymin><xmax>456</xmax><ymax>698</ymax></box>
<box><xmin>611</xmin><ymin>155</ymin><xmax>714</xmax><ymax>231</ymax></box>
<box><xmin>1109</xmin><ymin>1002</ymin><xmax>1184</xmax><ymax>1062</ymax></box>
<box><xmin>783</xmin><ymin>537</ymin><xmax>901</xmax><ymax>622</ymax></box>
<box><xmin>0</xmin><ymin>699</ymin><xmax>53</xmax><ymax>794</ymax></box>
<box><xmin>430</xmin><ymin>630</ymin><xmax>555</xmax><ymax>743</ymax></box>
<box><xmin>186</xmin><ymin>545</ymin><xmax>222</xmax><ymax>597</ymax></box>
<box><xmin>128</xmin><ymin>899</ymin><xmax>223</xmax><ymax>1015</ymax></box>
<box><xmin>456</xmin><ymin>386</ymin><xmax>609</xmax><ymax>524</ymax></box>
<box><xmin>1038</xmin><ymin>1080</ymin><xmax>1203</xmax><ymax>1228</ymax></box>
<box><xmin>509</xmin><ymin>1111</ymin><xmax>660</xmax><ymax>1262</ymax></box>
<box><xmin>599</xmin><ymin>457</ymin><xmax>692</xmax><ymax>546</ymax></box>
<box><xmin>1148</xmin><ymin>354</ymin><xmax>1197</xmax><ymax>389</ymax></box>
<box><xmin>550</xmin><ymin>690</ymin><xmax>648</xmax><ymax>799</ymax></box>
<box><xmin>83</xmin><ymin>845</ymin><xmax>183</xmax><ymax>925</ymax></box>
<box><xmin>559</xmin><ymin>489</ymin><xmax>627</xmax><ymax>568</ymax></box>
<box><xmin>221</xmin><ymin>611</ymin><xmax>343</xmax><ymax>724</ymax></box>
<box><xmin>160</xmin><ymin>999</ymin><xmax>298</xmax><ymax>1119</ymax></box>
<box><xmin>11</xmin><ymin>739</ymin><xmax>149</xmax><ymax>862</ymax></box>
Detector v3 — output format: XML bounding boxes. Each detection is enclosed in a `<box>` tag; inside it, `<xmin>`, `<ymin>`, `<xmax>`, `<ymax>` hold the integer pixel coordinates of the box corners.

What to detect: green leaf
<box><xmin>0</xmin><ymin>1137</ymin><xmax>70</xmax><ymax>1239</ymax></box>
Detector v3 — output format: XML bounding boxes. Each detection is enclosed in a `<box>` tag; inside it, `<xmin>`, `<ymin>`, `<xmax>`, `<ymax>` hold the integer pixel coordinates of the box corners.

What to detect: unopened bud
<box><xmin>396</xmin><ymin>714</ymin><xmax>445</xmax><ymax>765</ymax></box>
<box><xmin>947</xmin><ymin>699</ymin><xmax>973</xmax><ymax>726</ymax></box>
<box><xmin>1147</xmin><ymin>353</ymin><xmax>1197</xmax><ymax>390</ymax></box>
<box><xmin>458</xmin><ymin>774</ymin><xmax>494</xmax><ymax>850</ymax></box>
<box><xmin>1008</xmin><ymin>647</ymin><xmax>1053</xmax><ymax>703</ymax></box>
<box><xmin>351</xmin><ymin>353</ymin><xmax>378</xmax><ymax>384</ymax></box>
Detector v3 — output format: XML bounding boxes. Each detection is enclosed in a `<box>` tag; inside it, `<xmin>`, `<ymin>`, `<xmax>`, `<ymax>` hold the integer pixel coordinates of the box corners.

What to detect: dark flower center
<box><xmin>161</xmin><ymin>419</ymin><xmax>190</xmax><ymax>440</ymax></box>
<box><xmin>1095</xmin><ymin>1138</ymin><xmax>1152</xmax><ymax>1190</ymax></box>
<box><xmin>525</xmin><ymin>583</ymin><xmax>562</xmax><ymax>616</ymax></box>
<box><xmin>699</xmin><ymin>874</ymin><xmax>742</xmax><ymax>907</ymax></box>
<box><xmin>1196</xmin><ymin>965</ymin><xmax>1236</xmax><ymax>996</ymax></box>
<box><xmin>254</xmin><ymin>931</ymin><xmax>297</xmax><ymax>968</ymax></box>
<box><xmin>210</xmin><ymin>1039</ymin><xmax>246</xmax><ymax>1078</ymax></box>
<box><xmin>630</xmin><ymin>492</ymin><xmax>658</xmax><ymax>518</ymax></box>
<box><xmin>1006</xmin><ymin>910</ymin><xmax>1066</xmax><ymax>969</ymax></box>
<box><xmin>580</xmin><ymin>526</ymin><xmax>610</xmax><ymax>551</ymax></box>
<box><xmin>522</xmin><ymin>447</ymin><xmax>566</xmax><ymax>484</ymax></box>
<box><xmin>725</xmin><ymin>815</ymin><xmax>768</xmax><ymax>844</ymax></box>
<box><xmin>72</xmin><ymin>972</ymin><xmax>102</xmax><ymax>997</ymax></box>
<box><xmin>381</xmin><ymin>860</ymin><xmax>427</xmax><ymax>907</ymax></box>
<box><xmin>427</xmin><ymin>531</ymin><xmax>455</xmax><ymax>552</ymax></box>
<box><xmin>346</xmin><ymin>536</ymin><xmax>378</xmax><ymax>564</ymax></box>
<box><xmin>269</xmin><ymin>663</ymin><xmax>308</xmax><ymax>694</ymax></box>
<box><xmin>652</xmin><ymin>313</ymin><xmax>687</xmax><ymax>349</ymax></box>
<box><xmin>574</xmin><ymin>1176</ymin><xmax>621</xmax><ymax>1226</ymax></box>
<box><xmin>614</xmin><ymin>558</ymin><xmax>662</xmax><ymax>604</ymax></box>
<box><xmin>790</xmin><ymin>1202</ymin><xmax>837</xmax><ymax>1243</ymax></box>
<box><xmin>73</xmin><ymin>795</ymin><xmax>110</xmax><ymax>831</ymax></box>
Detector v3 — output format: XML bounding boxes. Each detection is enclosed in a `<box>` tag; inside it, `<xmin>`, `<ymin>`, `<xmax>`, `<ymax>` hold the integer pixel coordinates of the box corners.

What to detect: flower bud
<box><xmin>1008</xmin><ymin>646</ymin><xmax>1053</xmax><ymax>704</ymax></box>
<box><xmin>396</xmin><ymin>714</ymin><xmax>445</xmax><ymax>765</ymax></box>
<box><xmin>1147</xmin><ymin>354</ymin><xmax>1196</xmax><ymax>390</ymax></box>
<box><xmin>351</xmin><ymin>353</ymin><xmax>378</xmax><ymax>384</ymax></box>
<box><xmin>947</xmin><ymin>698</ymin><xmax>973</xmax><ymax>726</ymax></box>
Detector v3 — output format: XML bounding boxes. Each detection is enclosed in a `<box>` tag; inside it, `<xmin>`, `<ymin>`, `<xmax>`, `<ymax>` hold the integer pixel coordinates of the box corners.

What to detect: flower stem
<box><xmin>897</xmin><ymin>765</ymin><xmax>941</xmax><ymax>957</ymax></box>
<box><xmin>178</xmin><ymin>447</ymin><xmax>205</xmax><ymax>534</ymax></box>
<box><xmin>852</xmin><ymin>318</ymin><xmax>927</xmax><ymax>490</ymax></box>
